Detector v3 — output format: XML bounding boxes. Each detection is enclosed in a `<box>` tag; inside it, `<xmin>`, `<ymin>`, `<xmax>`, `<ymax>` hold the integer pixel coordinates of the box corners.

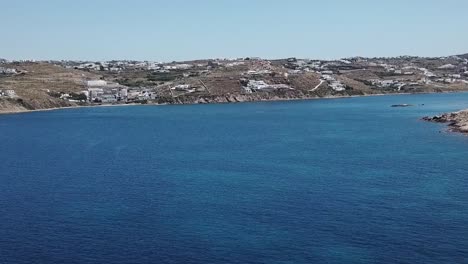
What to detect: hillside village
<box><xmin>1</xmin><ymin>54</ymin><xmax>468</xmax><ymax>113</ymax></box>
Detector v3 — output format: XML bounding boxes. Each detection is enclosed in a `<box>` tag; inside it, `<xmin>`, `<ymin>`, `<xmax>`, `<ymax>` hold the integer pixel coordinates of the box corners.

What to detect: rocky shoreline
<box><xmin>423</xmin><ymin>110</ymin><xmax>468</xmax><ymax>134</ymax></box>
<box><xmin>0</xmin><ymin>91</ymin><xmax>416</xmax><ymax>115</ymax></box>
<box><xmin>3</xmin><ymin>92</ymin><xmax>468</xmax><ymax>137</ymax></box>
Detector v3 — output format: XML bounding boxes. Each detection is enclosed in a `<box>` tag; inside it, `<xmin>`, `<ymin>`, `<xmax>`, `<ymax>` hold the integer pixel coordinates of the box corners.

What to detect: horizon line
<box><xmin>2</xmin><ymin>52</ymin><xmax>467</xmax><ymax>63</ymax></box>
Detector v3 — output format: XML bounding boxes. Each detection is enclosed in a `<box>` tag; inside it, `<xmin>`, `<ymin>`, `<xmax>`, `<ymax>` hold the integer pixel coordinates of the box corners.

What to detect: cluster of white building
<box><xmin>286</xmin><ymin>59</ymin><xmax>323</xmax><ymax>73</ymax></box>
<box><xmin>171</xmin><ymin>84</ymin><xmax>194</xmax><ymax>92</ymax></box>
<box><xmin>415</xmin><ymin>67</ymin><xmax>466</xmax><ymax>84</ymax></box>
<box><xmin>242</xmin><ymin>59</ymin><xmax>277</xmax><ymax>76</ymax></box>
<box><xmin>70</xmin><ymin>80</ymin><xmax>134</xmax><ymax>103</ymax></box>
<box><xmin>0</xmin><ymin>89</ymin><xmax>18</xmax><ymax>98</ymax></box>
<box><xmin>245</xmin><ymin>70</ymin><xmax>272</xmax><ymax>76</ymax></box>
<box><xmin>49</xmin><ymin>56</ymin><xmax>468</xmax><ymax>98</ymax></box>
<box><xmin>225</xmin><ymin>61</ymin><xmax>246</xmax><ymax>67</ymax></box>
<box><xmin>368</xmin><ymin>79</ymin><xmax>413</xmax><ymax>90</ymax></box>
<box><xmin>319</xmin><ymin>73</ymin><xmax>346</xmax><ymax>92</ymax></box>
<box><xmin>434</xmin><ymin>75</ymin><xmax>462</xmax><ymax>84</ymax></box>
<box><xmin>0</xmin><ymin>67</ymin><xmax>17</xmax><ymax>75</ymax></box>
<box><xmin>369</xmin><ymin>62</ymin><xmax>468</xmax><ymax>88</ymax></box>
<box><xmin>242</xmin><ymin>80</ymin><xmax>292</xmax><ymax>93</ymax></box>
<box><xmin>67</xmin><ymin>60</ymin><xmax>202</xmax><ymax>73</ymax></box>
<box><xmin>79</xmin><ymin>86</ymin><xmax>152</xmax><ymax>103</ymax></box>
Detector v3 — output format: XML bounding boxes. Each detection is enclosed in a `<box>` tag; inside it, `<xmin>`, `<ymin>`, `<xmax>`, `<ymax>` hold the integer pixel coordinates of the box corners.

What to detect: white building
<box><xmin>171</xmin><ymin>84</ymin><xmax>191</xmax><ymax>91</ymax></box>
<box><xmin>174</xmin><ymin>64</ymin><xmax>193</xmax><ymax>70</ymax></box>
<box><xmin>438</xmin><ymin>64</ymin><xmax>456</xmax><ymax>70</ymax></box>
<box><xmin>247</xmin><ymin>80</ymin><xmax>269</xmax><ymax>91</ymax></box>
<box><xmin>419</xmin><ymin>68</ymin><xmax>436</xmax><ymax>77</ymax></box>
<box><xmin>244</xmin><ymin>80</ymin><xmax>292</xmax><ymax>92</ymax></box>
<box><xmin>101</xmin><ymin>94</ymin><xmax>117</xmax><ymax>103</ymax></box>
<box><xmin>4</xmin><ymin>90</ymin><xmax>17</xmax><ymax>97</ymax></box>
<box><xmin>449</xmin><ymin>74</ymin><xmax>461</xmax><ymax>79</ymax></box>
<box><xmin>0</xmin><ymin>67</ymin><xmax>17</xmax><ymax>74</ymax></box>
<box><xmin>120</xmin><ymin>88</ymin><xmax>128</xmax><ymax>98</ymax></box>
<box><xmin>88</xmin><ymin>88</ymin><xmax>104</xmax><ymax>101</ymax></box>
<box><xmin>87</xmin><ymin>80</ymin><xmax>107</xmax><ymax>87</ymax></box>
<box><xmin>330</xmin><ymin>81</ymin><xmax>346</xmax><ymax>91</ymax></box>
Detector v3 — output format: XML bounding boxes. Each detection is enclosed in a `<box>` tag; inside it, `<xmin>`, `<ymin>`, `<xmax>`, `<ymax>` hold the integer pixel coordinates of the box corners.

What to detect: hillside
<box><xmin>458</xmin><ymin>53</ymin><xmax>468</xmax><ymax>59</ymax></box>
<box><xmin>1</xmin><ymin>55</ymin><xmax>468</xmax><ymax>113</ymax></box>
<box><xmin>0</xmin><ymin>62</ymin><xmax>100</xmax><ymax>113</ymax></box>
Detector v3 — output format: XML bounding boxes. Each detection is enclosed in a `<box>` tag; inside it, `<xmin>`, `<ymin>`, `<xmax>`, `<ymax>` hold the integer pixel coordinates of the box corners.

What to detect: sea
<box><xmin>1</xmin><ymin>93</ymin><xmax>468</xmax><ymax>264</ymax></box>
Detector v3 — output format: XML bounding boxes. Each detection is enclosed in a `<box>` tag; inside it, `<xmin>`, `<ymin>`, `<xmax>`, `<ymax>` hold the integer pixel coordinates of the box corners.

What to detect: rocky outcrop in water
<box><xmin>423</xmin><ymin>110</ymin><xmax>468</xmax><ymax>134</ymax></box>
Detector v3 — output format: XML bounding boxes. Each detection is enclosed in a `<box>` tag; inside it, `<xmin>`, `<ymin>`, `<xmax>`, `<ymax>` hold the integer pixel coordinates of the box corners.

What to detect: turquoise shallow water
<box><xmin>1</xmin><ymin>93</ymin><xmax>468</xmax><ymax>264</ymax></box>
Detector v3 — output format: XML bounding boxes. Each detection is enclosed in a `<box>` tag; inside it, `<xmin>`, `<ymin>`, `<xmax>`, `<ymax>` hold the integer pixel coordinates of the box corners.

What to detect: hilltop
<box><xmin>458</xmin><ymin>53</ymin><xmax>468</xmax><ymax>59</ymax></box>
<box><xmin>1</xmin><ymin>55</ymin><xmax>468</xmax><ymax>113</ymax></box>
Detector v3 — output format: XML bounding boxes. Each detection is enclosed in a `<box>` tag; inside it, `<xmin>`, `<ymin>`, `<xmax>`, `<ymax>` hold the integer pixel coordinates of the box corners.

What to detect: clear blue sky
<box><xmin>2</xmin><ymin>0</ymin><xmax>468</xmax><ymax>61</ymax></box>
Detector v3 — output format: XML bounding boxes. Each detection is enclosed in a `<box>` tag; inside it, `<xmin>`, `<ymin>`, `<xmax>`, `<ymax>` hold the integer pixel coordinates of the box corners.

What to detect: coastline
<box><xmin>0</xmin><ymin>102</ymin><xmax>144</xmax><ymax>115</ymax></box>
<box><xmin>0</xmin><ymin>90</ymin><xmax>465</xmax><ymax>116</ymax></box>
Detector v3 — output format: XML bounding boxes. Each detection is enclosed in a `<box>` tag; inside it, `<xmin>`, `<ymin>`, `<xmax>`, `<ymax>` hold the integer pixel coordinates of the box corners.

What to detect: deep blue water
<box><xmin>1</xmin><ymin>93</ymin><xmax>468</xmax><ymax>264</ymax></box>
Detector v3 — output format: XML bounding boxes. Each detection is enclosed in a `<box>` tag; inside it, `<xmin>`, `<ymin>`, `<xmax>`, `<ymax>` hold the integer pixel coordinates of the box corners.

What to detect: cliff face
<box><xmin>153</xmin><ymin>88</ymin><xmax>370</xmax><ymax>105</ymax></box>
<box><xmin>423</xmin><ymin>110</ymin><xmax>468</xmax><ymax>133</ymax></box>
